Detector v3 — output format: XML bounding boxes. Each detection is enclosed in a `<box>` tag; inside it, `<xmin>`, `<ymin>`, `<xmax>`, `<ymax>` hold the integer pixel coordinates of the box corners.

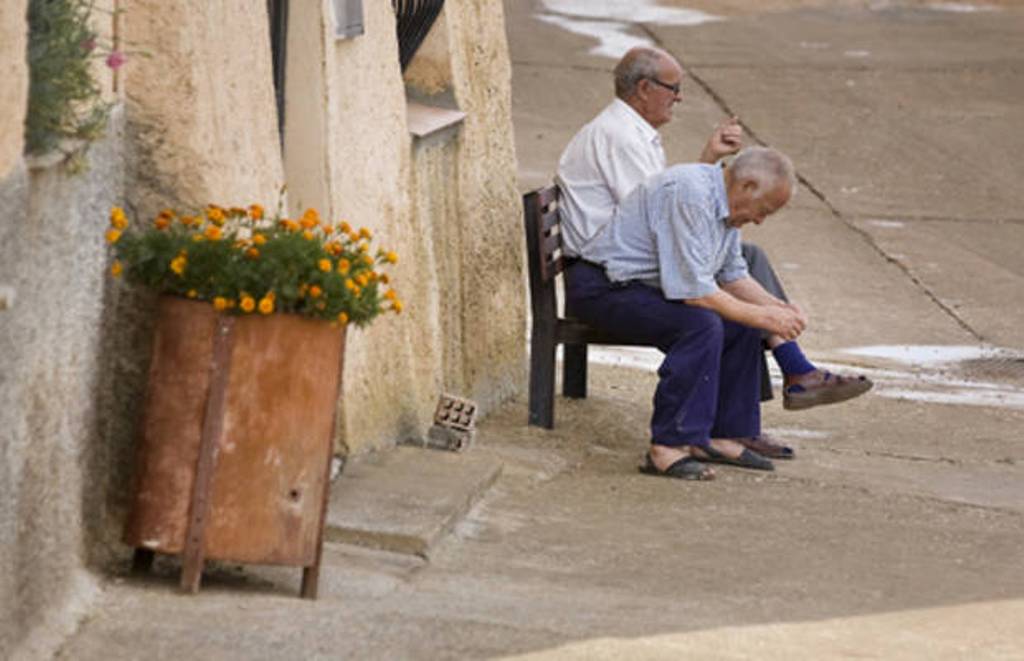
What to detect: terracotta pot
<box><xmin>123</xmin><ymin>296</ymin><xmax>344</xmax><ymax>595</ymax></box>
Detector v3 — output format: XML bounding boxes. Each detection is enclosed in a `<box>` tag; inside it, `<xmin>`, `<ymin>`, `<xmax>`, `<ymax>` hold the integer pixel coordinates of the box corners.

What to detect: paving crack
<box><xmin>638</xmin><ymin>22</ymin><xmax>985</xmax><ymax>343</ymax></box>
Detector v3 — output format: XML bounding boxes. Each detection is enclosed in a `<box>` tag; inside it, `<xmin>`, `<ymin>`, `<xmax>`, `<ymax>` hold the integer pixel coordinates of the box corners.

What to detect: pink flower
<box><xmin>105</xmin><ymin>51</ymin><xmax>126</xmax><ymax>70</ymax></box>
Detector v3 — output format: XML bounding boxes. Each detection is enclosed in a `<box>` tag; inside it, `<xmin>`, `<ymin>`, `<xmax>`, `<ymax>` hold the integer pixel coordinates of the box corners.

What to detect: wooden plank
<box><xmin>180</xmin><ymin>315</ymin><xmax>236</xmax><ymax>594</ymax></box>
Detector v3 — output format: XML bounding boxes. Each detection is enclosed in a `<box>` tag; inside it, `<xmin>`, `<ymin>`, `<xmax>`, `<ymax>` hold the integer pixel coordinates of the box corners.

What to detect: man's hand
<box><xmin>762</xmin><ymin>306</ymin><xmax>806</xmax><ymax>341</ymax></box>
<box><xmin>699</xmin><ymin>116</ymin><xmax>743</xmax><ymax>164</ymax></box>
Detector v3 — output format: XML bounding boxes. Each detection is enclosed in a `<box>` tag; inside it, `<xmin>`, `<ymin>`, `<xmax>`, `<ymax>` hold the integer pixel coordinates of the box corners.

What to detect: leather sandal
<box><xmin>693</xmin><ymin>445</ymin><xmax>774</xmax><ymax>471</ymax></box>
<box><xmin>639</xmin><ymin>453</ymin><xmax>715</xmax><ymax>481</ymax></box>
<box><xmin>737</xmin><ymin>434</ymin><xmax>795</xmax><ymax>460</ymax></box>
<box><xmin>784</xmin><ymin>370</ymin><xmax>873</xmax><ymax>411</ymax></box>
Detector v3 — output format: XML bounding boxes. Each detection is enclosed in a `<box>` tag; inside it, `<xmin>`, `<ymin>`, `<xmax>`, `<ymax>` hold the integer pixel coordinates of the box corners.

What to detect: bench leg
<box><xmin>562</xmin><ymin>343</ymin><xmax>588</xmax><ymax>399</ymax></box>
<box><xmin>528</xmin><ymin>329</ymin><xmax>557</xmax><ymax>428</ymax></box>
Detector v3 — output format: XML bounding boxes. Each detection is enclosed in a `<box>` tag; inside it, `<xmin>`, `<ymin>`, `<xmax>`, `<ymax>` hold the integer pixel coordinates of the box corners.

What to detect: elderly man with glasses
<box><xmin>556</xmin><ymin>47</ymin><xmax>871</xmax><ymax>462</ymax></box>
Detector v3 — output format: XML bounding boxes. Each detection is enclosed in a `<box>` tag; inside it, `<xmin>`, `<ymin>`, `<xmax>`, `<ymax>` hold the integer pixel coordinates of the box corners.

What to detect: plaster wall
<box><xmin>0</xmin><ymin>114</ymin><xmax>126</xmax><ymax>659</ymax></box>
<box><xmin>0</xmin><ymin>0</ymin><xmax>27</xmax><ymax>176</ymax></box>
<box><xmin>122</xmin><ymin>0</ymin><xmax>284</xmax><ymax>216</ymax></box>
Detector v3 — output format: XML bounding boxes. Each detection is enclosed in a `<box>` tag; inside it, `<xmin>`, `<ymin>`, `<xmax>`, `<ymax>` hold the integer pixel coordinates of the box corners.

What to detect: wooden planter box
<box><xmin>123</xmin><ymin>296</ymin><xmax>345</xmax><ymax>598</ymax></box>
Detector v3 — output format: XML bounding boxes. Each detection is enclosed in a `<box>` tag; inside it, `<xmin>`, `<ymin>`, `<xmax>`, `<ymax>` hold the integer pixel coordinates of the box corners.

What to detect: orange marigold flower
<box><xmin>110</xmin><ymin>260</ymin><xmax>123</xmax><ymax>277</ymax></box>
<box><xmin>246</xmin><ymin>247</ymin><xmax>260</xmax><ymax>259</ymax></box>
<box><xmin>207</xmin><ymin>206</ymin><xmax>226</xmax><ymax>225</ymax></box>
<box><xmin>358</xmin><ymin>242</ymin><xmax>369</xmax><ymax>253</ymax></box>
<box><xmin>240</xmin><ymin>296</ymin><xmax>256</xmax><ymax>313</ymax></box>
<box><xmin>359</xmin><ymin>227</ymin><xmax>372</xmax><ymax>239</ymax></box>
<box><xmin>229</xmin><ymin>207</ymin><xmax>246</xmax><ymax>217</ymax></box>
<box><xmin>344</xmin><ymin>278</ymin><xmax>356</xmax><ymax>291</ymax></box>
<box><xmin>298</xmin><ymin>283</ymin><xmax>309</xmax><ymax>297</ymax></box>
<box><xmin>213</xmin><ymin>297</ymin><xmax>229</xmax><ymax>311</ymax></box>
<box><xmin>204</xmin><ymin>225</ymin><xmax>223</xmax><ymax>241</ymax></box>
<box><xmin>318</xmin><ymin>259</ymin><xmax>332</xmax><ymax>272</ymax></box>
<box><xmin>337</xmin><ymin>312</ymin><xmax>349</xmax><ymax>325</ymax></box>
<box><xmin>385</xmin><ymin>251</ymin><xmax>398</xmax><ymax>264</ymax></box>
<box><xmin>326</xmin><ymin>241</ymin><xmax>342</xmax><ymax>256</ymax></box>
<box><xmin>362</xmin><ymin>254</ymin><xmax>374</xmax><ymax>266</ymax></box>
<box><xmin>302</xmin><ymin>230</ymin><xmax>315</xmax><ymax>241</ymax></box>
<box><xmin>347</xmin><ymin>231</ymin><xmax>359</xmax><ymax>243</ymax></box>
<box><xmin>170</xmin><ymin>255</ymin><xmax>187</xmax><ymax>275</ymax></box>
<box><xmin>301</xmin><ymin>208</ymin><xmax>320</xmax><ymax>228</ymax></box>
<box><xmin>309</xmin><ymin>285</ymin><xmax>323</xmax><ymax>298</ymax></box>
<box><xmin>248</xmin><ymin>204</ymin><xmax>264</xmax><ymax>220</ymax></box>
<box><xmin>110</xmin><ymin>207</ymin><xmax>128</xmax><ymax>229</ymax></box>
<box><xmin>337</xmin><ymin>259</ymin><xmax>350</xmax><ymax>274</ymax></box>
<box><xmin>258</xmin><ymin>297</ymin><xmax>274</xmax><ymax>315</ymax></box>
<box><xmin>384</xmin><ymin>289</ymin><xmax>397</xmax><ymax>301</ymax></box>
<box><xmin>379</xmin><ymin>274</ymin><xmax>390</xmax><ymax>284</ymax></box>
<box><xmin>392</xmin><ymin>300</ymin><xmax>404</xmax><ymax>314</ymax></box>
<box><xmin>105</xmin><ymin>228</ymin><xmax>122</xmax><ymax>244</ymax></box>
<box><xmin>154</xmin><ymin>217</ymin><xmax>170</xmax><ymax>230</ymax></box>
<box><xmin>158</xmin><ymin>208</ymin><xmax>175</xmax><ymax>220</ymax></box>
<box><xmin>355</xmin><ymin>273</ymin><xmax>368</xmax><ymax>287</ymax></box>
<box><xmin>339</xmin><ymin>221</ymin><xmax>352</xmax><ymax>234</ymax></box>
<box><xmin>253</xmin><ymin>233</ymin><xmax>267</xmax><ymax>245</ymax></box>
<box><xmin>191</xmin><ymin>234</ymin><xmax>204</xmax><ymax>242</ymax></box>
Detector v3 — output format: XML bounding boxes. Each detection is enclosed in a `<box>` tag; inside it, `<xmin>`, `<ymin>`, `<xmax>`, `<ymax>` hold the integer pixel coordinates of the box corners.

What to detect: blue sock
<box><xmin>772</xmin><ymin>341</ymin><xmax>816</xmax><ymax>376</ymax></box>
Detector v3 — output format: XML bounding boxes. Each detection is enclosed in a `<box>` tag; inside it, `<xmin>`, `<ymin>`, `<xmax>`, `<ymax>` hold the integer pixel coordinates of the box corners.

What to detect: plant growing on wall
<box><xmin>106</xmin><ymin>203</ymin><xmax>403</xmax><ymax>326</ymax></box>
<box><xmin>25</xmin><ymin>0</ymin><xmax>124</xmax><ymax>169</ymax></box>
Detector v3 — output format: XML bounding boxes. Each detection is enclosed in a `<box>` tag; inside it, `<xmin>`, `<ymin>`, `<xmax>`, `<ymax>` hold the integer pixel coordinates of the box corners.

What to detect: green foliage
<box><xmin>107</xmin><ymin>205</ymin><xmax>403</xmax><ymax>326</ymax></box>
<box><xmin>25</xmin><ymin>0</ymin><xmax>112</xmax><ymax>159</ymax></box>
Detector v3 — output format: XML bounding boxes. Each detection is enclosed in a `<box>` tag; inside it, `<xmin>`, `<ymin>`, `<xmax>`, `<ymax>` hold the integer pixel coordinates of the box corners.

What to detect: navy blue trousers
<box><xmin>565</xmin><ymin>262</ymin><xmax>762</xmax><ymax>448</ymax></box>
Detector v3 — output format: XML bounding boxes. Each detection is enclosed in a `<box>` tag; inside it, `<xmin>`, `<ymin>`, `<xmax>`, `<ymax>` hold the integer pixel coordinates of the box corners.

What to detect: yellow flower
<box><xmin>110</xmin><ymin>260</ymin><xmax>123</xmax><ymax>277</ymax></box>
<box><xmin>392</xmin><ymin>300</ymin><xmax>404</xmax><ymax>314</ymax></box>
<box><xmin>213</xmin><ymin>297</ymin><xmax>229</xmax><ymax>311</ymax></box>
<box><xmin>355</xmin><ymin>273</ymin><xmax>368</xmax><ymax>287</ymax></box>
<box><xmin>258</xmin><ymin>297</ymin><xmax>274</xmax><ymax>315</ymax></box>
<box><xmin>248</xmin><ymin>204</ymin><xmax>264</xmax><ymax>220</ymax></box>
<box><xmin>187</xmin><ymin>289</ymin><xmax>198</xmax><ymax>299</ymax></box>
<box><xmin>191</xmin><ymin>234</ymin><xmax>204</xmax><ymax>242</ymax></box>
<box><xmin>302</xmin><ymin>230</ymin><xmax>315</xmax><ymax>241</ymax></box>
<box><xmin>358</xmin><ymin>242</ymin><xmax>369</xmax><ymax>253</ymax></box>
<box><xmin>170</xmin><ymin>255</ymin><xmax>187</xmax><ymax>275</ymax></box>
<box><xmin>240</xmin><ymin>295</ymin><xmax>256</xmax><ymax>313</ymax></box>
<box><xmin>105</xmin><ymin>228</ymin><xmax>122</xmax><ymax>244</ymax></box>
<box><xmin>385</xmin><ymin>251</ymin><xmax>398</xmax><ymax>264</ymax></box>
<box><xmin>110</xmin><ymin>207</ymin><xmax>128</xmax><ymax>229</ymax></box>
<box><xmin>300</xmin><ymin>208</ymin><xmax>320</xmax><ymax>229</ymax></box>
<box><xmin>154</xmin><ymin>217</ymin><xmax>170</xmax><ymax>230</ymax></box>
<box><xmin>181</xmin><ymin>215</ymin><xmax>199</xmax><ymax>227</ymax></box>
<box><xmin>245</xmin><ymin>247</ymin><xmax>260</xmax><ymax>259</ymax></box>
<box><xmin>326</xmin><ymin>241</ymin><xmax>342</xmax><ymax>256</ymax></box>
<box><xmin>252</xmin><ymin>233</ymin><xmax>267</xmax><ymax>245</ymax></box>
<box><xmin>344</xmin><ymin>278</ymin><xmax>356</xmax><ymax>291</ymax></box>
<box><xmin>362</xmin><ymin>254</ymin><xmax>374</xmax><ymax>266</ymax></box>
<box><xmin>359</xmin><ymin>227</ymin><xmax>372</xmax><ymax>239</ymax></box>
<box><xmin>309</xmin><ymin>285</ymin><xmax>323</xmax><ymax>298</ymax></box>
<box><xmin>318</xmin><ymin>259</ymin><xmax>332</xmax><ymax>272</ymax></box>
<box><xmin>347</xmin><ymin>231</ymin><xmax>360</xmax><ymax>243</ymax></box>
<box><xmin>337</xmin><ymin>312</ymin><xmax>349</xmax><ymax>325</ymax></box>
<box><xmin>337</xmin><ymin>259</ymin><xmax>350</xmax><ymax>274</ymax></box>
<box><xmin>206</xmin><ymin>206</ymin><xmax>226</xmax><ymax>225</ymax></box>
<box><xmin>384</xmin><ymin>289</ymin><xmax>397</xmax><ymax>301</ymax></box>
<box><xmin>204</xmin><ymin>225</ymin><xmax>223</xmax><ymax>241</ymax></box>
<box><xmin>339</xmin><ymin>221</ymin><xmax>352</xmax><ymax>234</ymax></box>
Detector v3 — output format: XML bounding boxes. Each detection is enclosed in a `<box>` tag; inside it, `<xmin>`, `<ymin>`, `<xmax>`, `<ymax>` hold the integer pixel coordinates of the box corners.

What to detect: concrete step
<box><xmin>324</xmin><ymin>446</ymin><xmax>503</xmax><ymax>558</ymax></box>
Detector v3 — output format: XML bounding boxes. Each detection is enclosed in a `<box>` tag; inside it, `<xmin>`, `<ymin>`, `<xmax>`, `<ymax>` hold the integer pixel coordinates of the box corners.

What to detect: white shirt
<box><xmin>555</xmin><ymin>99</ymin><xmax>666</xmax><ymax>257</ymax></box>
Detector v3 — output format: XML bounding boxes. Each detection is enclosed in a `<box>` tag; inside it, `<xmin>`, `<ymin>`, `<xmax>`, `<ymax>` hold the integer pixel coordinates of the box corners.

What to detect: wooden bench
<box><xmin>523</xmin><ymin>184</ymin><xmax>771</xmax><ymax>429</ymax></box>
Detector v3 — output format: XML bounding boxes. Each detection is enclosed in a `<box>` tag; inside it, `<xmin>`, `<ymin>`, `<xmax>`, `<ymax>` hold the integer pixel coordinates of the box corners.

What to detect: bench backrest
<box><xmin>523</xmin><ymin>185</ymin><xmax>564</xmax><ymax>325</ymax></box>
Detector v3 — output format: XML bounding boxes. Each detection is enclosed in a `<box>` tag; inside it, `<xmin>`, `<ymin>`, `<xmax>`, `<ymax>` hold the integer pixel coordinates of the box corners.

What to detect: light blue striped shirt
<box><xmin>584</xmin><ymin>164</ymin><xmax>748</xmax><ymax>300</ymax></box>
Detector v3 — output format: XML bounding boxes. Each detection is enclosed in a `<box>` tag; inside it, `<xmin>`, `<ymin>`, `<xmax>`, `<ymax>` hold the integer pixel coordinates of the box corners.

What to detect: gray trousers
<box><xmin>741</xmin><ymin>242</ymin><xmax>788</xmax><ymax>302</ymax></box>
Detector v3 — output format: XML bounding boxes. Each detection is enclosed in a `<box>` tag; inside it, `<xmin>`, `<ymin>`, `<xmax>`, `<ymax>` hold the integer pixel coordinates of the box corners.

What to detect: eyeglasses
<box><xmin>646</xmin><ymin>77</ymin><xmax>681</xmax><ymax>95</ymax></box>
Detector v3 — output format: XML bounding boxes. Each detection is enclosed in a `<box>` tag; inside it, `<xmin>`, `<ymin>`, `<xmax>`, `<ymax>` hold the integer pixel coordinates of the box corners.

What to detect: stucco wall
<box><xmin>122</xmin><ymin>0</ymin><xmax>284</xmax><ymax>215</ymax></box>
<box><xmin>0</xmin><ymin>112</ymin><xmax>126</xmax><ymax>659</ymax></box>
<box><xmin>0</xmin><ymin>0</ymin><xmax>27</xmax><ymax>176</ymax></box>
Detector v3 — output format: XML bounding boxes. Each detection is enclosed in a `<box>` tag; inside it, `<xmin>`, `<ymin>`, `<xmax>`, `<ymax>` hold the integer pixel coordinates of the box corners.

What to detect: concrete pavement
<box><xmin>46</xmin><ymin>1</ymin><xmax>1024</xmax><ymax>659</ymax></box>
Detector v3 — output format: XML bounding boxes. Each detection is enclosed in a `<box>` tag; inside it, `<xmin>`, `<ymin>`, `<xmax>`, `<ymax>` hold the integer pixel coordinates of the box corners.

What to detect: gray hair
<box><xmin>614</xmin><ymin>47</ymin><xmax>671</xmax><ymax>99</ymax></box>
<box><xmin>728</xmin><ymin>147</ymin><xmax>797</xmax><ymax>195</ymax></box>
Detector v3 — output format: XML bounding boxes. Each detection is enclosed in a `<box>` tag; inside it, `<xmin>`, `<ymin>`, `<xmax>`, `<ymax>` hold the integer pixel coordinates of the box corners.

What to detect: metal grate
<box><xmin>392</xmin><ymin>0</ymin><xmax>444</xmax><ymax>71</ymax></box>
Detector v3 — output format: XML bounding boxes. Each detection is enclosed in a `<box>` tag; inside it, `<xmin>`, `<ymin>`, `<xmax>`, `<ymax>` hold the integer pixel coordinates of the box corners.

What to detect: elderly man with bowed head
<box><xmin>567</xmin><ymin>148</ymin><xmax>818</xmax><ymax>479</ymax></box>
